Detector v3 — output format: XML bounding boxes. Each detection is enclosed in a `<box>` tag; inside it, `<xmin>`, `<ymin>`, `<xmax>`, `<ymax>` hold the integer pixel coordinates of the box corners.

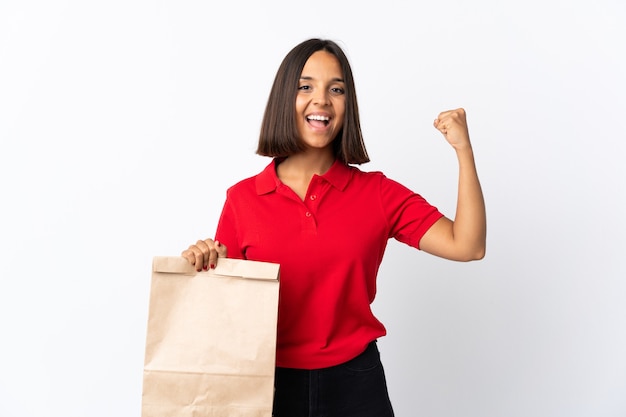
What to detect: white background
<box><xmin>1</xmin><ymin>1</ymin><xmax>625</xmax><ymax>416</ymax></box>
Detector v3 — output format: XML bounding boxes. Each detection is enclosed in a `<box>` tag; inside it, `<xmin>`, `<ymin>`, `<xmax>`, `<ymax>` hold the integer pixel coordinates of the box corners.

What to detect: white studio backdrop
<box><xmin>1</xmin><ymin>1</ymin><xmax>625</xmax><ymax>416</ymax></box>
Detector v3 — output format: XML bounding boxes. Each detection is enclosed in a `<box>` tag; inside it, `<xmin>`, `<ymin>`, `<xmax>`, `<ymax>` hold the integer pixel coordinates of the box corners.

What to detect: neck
<box><xmin>276</xmin><ymin>149</ymin><xmax>336</xmax><ymax>200</ymax></box>
<box><xmin>279</xmin><ymin>148</ymin><xmax>336</xmax><ymax>178</ymax></box>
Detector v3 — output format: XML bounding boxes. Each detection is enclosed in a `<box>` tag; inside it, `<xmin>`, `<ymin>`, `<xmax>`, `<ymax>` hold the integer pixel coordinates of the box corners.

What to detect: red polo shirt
<box><xmin>215</xmin><ymin>158</ymin><xmax>443</xmax><ymax>369</ymax></box>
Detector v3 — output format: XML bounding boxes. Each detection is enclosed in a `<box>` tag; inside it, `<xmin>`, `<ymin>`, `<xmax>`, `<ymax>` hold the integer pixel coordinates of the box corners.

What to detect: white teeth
<box><xmin>307</xmin><ymin>115</ymin><xmax>330</xmax><ymax>121</ymax></box>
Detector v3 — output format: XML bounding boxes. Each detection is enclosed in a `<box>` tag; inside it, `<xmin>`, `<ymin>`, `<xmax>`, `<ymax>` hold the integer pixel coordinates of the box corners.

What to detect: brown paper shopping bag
<box><xmin>142</xmin><ymin>256</ymin><xmax>280</xmax><ymax>417</ymax></box>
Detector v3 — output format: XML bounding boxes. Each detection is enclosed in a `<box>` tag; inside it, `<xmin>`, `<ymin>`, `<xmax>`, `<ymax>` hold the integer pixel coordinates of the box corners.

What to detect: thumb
<box><xmin>215</xmin><ymin>240</ymin><xmax>228</xmax><ymax>258</ymax></box>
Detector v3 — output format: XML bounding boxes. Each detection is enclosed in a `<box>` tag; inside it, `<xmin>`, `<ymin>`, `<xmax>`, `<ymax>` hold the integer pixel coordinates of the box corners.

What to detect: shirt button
<box><xmin>305</xmin><ymin>211</ymin><xmax>312</xmax><ymax>217</ymax></box>
<box><xmin>310</xmin><ymin>195</ymin><xmax>317</xmax><ymax>201</ymax></box>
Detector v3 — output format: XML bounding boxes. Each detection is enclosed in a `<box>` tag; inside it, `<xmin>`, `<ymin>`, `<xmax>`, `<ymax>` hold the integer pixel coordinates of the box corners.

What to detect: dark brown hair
<box><xmin>256</xmin><ymin>38</ymin><xmax>370</xmax><ymax>164</ymax></box>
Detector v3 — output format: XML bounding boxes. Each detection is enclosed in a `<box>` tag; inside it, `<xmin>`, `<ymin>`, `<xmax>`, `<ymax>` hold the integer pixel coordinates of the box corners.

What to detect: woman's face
<box><xmin>295</xmin><ymin>50</ymin><xmax>346</xmax><ymax>152</ymax></box>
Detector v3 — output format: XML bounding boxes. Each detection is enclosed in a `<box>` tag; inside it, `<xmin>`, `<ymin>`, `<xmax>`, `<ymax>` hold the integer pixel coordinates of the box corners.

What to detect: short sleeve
<box><xmin>379</xmin><ymin>175</ymin><xmax>444</xmax><ymax>249</ymax></box>
<box><xmin>214</xmin><ymin>189</ymin><xmax>245</xmax><ymax>260</ymax></box>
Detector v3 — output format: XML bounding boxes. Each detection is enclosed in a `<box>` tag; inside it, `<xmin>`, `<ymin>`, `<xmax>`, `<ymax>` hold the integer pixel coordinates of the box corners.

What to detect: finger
<box><xmin>439</xmin><ymin>108</ymin><xmax>466</xmax><ymax>126</ymax></box>
<box><xmin>181</xmin><ymin>248</ymin><xmax>195</xmax><ymax>265</ymax></box>
<box><xmin>195</xmin><ymin>239</ymin><xmax>214</xmax><ymax>270</ymax></box>
<box><xmin>436</xmin><ymin>110</ymin><xmax>452</xmax><ymax>122</ymax></box>
<box><xmin>204</xmin><ymin>240</ymin><xmax>228</xmax><ymax>269</ymax></box>
<box><xmin>207</xmin><ymin>240</ymin><xmax>222</xmax><ymax>270</ymax></box>
<box><xmin>434</xmin><ymin>118</ymin><xmax>448</xmax><ymax>135</ymax></box>
<box><xmin>182</xmin><ymin>245</ymin><xmax>204</xmax><ymax>272</ymax></box>
<box><xmin>215</xmin><ymin>241</ymin><xmax>228</xmax><ymax>258</ymax></box>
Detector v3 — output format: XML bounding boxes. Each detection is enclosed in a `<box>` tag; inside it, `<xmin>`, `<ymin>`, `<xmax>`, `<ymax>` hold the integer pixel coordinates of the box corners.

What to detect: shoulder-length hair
<box><xmin>256</xmin><ymin>38</ymin><xmax>370</xmax><ymax>165</ymax></box>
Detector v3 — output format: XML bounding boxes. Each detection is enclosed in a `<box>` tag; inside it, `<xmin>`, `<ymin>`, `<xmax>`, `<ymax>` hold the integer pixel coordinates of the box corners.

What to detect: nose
<box><xmin>312</xmin><ymin>89</ymin><xmax>330</xmax><ymax>106</ymax></box>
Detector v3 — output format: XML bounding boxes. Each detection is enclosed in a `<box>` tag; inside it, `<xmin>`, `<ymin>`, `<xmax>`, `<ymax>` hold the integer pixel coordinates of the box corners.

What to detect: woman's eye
<box><xmin>298</xmin><ymin>85</ymin><xmax>311</xmax><ymax>91</ymax></box>
<box><xmin>331</xmin><ymin>87</ymin><xmax>345</xmax><ymax>95</ymax></box>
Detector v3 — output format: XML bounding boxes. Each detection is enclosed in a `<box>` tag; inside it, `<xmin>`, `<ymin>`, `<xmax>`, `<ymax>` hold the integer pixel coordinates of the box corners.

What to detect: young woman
<box><xmin>182</xmin><ymin>38</ymin><xmax>486</xmax><ymax>417</ymax></box>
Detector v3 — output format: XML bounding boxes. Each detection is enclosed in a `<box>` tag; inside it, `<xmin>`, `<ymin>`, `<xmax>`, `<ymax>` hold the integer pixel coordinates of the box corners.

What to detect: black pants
<box><xmin>273</xmin><ymin>341</ymin><xmax>395</xmax><ymax>417</ymax></box>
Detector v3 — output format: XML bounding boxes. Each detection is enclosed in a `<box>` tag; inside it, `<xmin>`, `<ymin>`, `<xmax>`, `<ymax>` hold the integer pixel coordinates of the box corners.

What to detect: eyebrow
<box><xmin>300</xmin><ymin>76</ymin><xmax>345</xmax><ymax>83</ymax></box>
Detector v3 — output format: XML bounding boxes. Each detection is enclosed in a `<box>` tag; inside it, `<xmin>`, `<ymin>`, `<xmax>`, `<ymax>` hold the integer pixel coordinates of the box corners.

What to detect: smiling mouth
<box><xmin>307</xmin><ymin>115</ymin><xmax>330</xmax><ymax>127</ymax></box>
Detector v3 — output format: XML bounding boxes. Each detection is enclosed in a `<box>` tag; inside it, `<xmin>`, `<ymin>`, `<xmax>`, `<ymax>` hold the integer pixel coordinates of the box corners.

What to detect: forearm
<box><xmin>451</xmin><ymin>145</ymin><xmax>486</xmax><ymax>259</ymax></box>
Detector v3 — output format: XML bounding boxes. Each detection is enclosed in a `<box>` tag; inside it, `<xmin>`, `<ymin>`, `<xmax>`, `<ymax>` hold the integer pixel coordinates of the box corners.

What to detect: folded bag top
<box><xmin>152</xmin><ymin>256</ymin><xmax>280</xmax><ymax>280</ymax></box>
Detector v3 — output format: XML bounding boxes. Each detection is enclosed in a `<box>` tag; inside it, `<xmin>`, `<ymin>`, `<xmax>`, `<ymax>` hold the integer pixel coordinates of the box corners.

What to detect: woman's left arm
<box><xmin>419</xmin><ymin>108</ymin><xmax>487</xmax><ymax>262</ymax></box>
